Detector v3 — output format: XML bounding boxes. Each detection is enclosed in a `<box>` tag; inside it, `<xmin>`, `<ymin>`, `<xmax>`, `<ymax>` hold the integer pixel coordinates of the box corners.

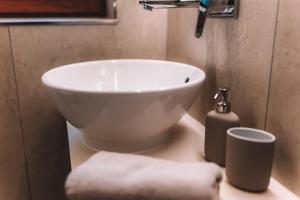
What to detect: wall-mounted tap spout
<box><xmin>196</xmin><ymin>0</ymin><xmax>210</xmax><ymax>37</ymax></box>
<box><xmin>139</xmin><ymin>0</ymin><xmax>210</xmax><ymax>38</ymax></box>
<box><xmin>139</xmin><ymin>0</ymin><xmax>201</xmax><ymax>10</ymax></box>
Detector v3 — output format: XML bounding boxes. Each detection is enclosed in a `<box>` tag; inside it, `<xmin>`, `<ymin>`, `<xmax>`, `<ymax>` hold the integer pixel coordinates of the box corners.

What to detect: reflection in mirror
<box><xmin>0</xmin><ymin>0</ymin><xmax>118</xmax><ymax>25</ymax></box>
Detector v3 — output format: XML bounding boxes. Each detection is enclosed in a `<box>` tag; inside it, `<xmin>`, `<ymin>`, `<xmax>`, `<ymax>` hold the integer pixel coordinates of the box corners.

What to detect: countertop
<box><xmin>67</xmin><ymin>114</ymin><xmax>299</xmax><ymax>200</ymax></box>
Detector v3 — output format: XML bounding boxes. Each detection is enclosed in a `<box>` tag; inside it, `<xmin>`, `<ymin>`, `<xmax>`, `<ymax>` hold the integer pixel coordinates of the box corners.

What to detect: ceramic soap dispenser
<box><xmin>204</xmin><ymin>88</ymin><xmax>240</xmax><ymax>166</ymax></box>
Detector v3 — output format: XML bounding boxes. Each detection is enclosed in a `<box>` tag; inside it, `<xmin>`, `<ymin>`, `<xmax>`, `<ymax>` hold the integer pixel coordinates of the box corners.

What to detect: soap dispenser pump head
<box><xmin>214</xmin><ymin>87</ymin><xmax>231</xmax><ymax>113</ymax></box>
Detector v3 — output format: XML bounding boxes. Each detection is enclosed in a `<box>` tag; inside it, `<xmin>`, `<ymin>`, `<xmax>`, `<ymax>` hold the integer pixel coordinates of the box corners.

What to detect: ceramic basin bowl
<box><xmin>42</xmin><ymin>60</ymin><xmax>206</xmax><ymax>152</ymax></box>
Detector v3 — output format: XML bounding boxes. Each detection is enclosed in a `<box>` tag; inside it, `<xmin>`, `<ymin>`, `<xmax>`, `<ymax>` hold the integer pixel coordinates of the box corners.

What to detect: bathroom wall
<box><xmin>167</xmin><ymin>0</ymin><xmax>300</xmax><ymax>196</ymax></box>
<box><xmin>266</xmin><ymin>0</ymin><xmax>300</xmax><ymax>194</ymax></box>
<box><xmin>0</xmin><ymin>1</ymin><xmax>168</xmax><ymax>200</ymax></box>
<box><xmin>0</xmin><ymin>27</ymin><xmax>30</xmax><ymax>200</ymax></box>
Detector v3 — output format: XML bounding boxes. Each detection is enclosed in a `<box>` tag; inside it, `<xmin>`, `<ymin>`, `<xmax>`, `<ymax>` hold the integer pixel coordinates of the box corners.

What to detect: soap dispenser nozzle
<box><xmin>214</xmin><ymin>88</ymin><xmax>231</xmax><ymax>113</ymax></box>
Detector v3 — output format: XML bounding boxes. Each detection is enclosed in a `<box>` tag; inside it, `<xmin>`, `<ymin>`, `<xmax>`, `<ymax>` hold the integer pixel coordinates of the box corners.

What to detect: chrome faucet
<box><xmin>139</xmin><ymin>0</ymin><xmax>210</xmax><ymax>37</ymax></box>
<box><xmin>140</xmin><ymin>0</ymin><xmax>203</xmax><ymax>10</ymax></box>
<box><xmin>139</xmin><ymin>0</ymin><xmax>239</xmax><ymax>38</ymax></box>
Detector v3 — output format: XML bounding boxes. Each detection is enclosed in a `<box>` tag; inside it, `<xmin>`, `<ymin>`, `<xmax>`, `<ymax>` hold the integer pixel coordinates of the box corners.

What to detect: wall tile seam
<box><xmin>264</xmin><ymin>0</ymin><xmax>281</xmax><ymax>131</ymax></box>
<box><xmin>166</xmin><ymin>10</ymin><xmax>171</xmax><ymax>59</ymax></box>
<box><xmin>7</xmin><ymin>26</ymin><xmax>32</xmax><ymax>200</ymax></box>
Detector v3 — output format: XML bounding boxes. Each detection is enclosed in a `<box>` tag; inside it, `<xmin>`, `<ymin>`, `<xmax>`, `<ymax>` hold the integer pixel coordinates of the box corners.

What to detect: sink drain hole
<box><xmin>185</xmin><ymin>77</ymin><xmax>190</xmax><ymax>83</ymax></box>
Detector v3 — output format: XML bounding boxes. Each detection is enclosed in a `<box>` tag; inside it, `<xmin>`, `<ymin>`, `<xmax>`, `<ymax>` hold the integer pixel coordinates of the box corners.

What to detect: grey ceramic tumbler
<box><xmin>226</xmin><ymin>128</ymin><xmax>276</xmax><ymax>192</ymax></box>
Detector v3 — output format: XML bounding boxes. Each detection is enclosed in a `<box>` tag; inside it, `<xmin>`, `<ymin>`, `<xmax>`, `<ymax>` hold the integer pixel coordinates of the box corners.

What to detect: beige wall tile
<box><xmin>0</xmin><ymin>27</ymin><xmax>30</xmax><ymax>200</ymax></box>
<box><xmin>167</xmin><ymin>0</ymin><xmax>278</xmax><ymax>129</ymax></box>
<box><xmin>9</xmin><ymin>1</ymin><xmax>168</xmax><ymax>200</ymax></box>
<box><xmin>10</xmin><ymin>26</ymin><xmax>72</xmax><ymax>199</ymax></box>
<box><xmin>266</xmin><ymin>0</ymin><xmax>300</xmax><ymax>195</ymax></box>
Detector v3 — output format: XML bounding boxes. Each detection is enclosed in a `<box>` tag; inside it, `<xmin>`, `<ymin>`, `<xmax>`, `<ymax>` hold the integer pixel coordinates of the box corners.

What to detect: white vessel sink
<box><xmin>42</xmin><ymin>60</ymin><xmax>206</xmax><ymax>152</ymax></box>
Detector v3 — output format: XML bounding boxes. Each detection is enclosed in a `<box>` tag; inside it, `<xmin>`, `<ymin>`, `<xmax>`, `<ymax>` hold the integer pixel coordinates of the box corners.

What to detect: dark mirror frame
<box><xmin>0</xmin><ymin>0</ymin><xmax>118</xmax><ymax>25</ymax></box>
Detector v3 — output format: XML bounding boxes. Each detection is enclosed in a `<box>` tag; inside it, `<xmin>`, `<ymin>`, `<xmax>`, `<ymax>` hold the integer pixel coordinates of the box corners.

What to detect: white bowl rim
<box><xmin>227</xmin><ymin>127</ymin><xmax>276</xmax><ymax>143</ymax></box>
<box><xmin>41</xmin><ymin>59</ymin><xmax>206</xmax><ymax>95</ymax></box>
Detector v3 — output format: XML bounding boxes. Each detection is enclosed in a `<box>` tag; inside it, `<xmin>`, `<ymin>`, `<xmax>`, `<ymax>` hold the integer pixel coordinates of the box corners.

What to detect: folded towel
<box><xmin>65</xmin><ymin>152</ymin><xmax>222</xmax><ymax>200</ymax></box>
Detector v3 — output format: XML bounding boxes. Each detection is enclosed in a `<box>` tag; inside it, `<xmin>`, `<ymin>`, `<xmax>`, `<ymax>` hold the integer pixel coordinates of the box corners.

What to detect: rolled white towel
<box><xmin>65</xmin><ymin>152</ymin><xmax>222</xmax><ymax>200</ymax></box>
